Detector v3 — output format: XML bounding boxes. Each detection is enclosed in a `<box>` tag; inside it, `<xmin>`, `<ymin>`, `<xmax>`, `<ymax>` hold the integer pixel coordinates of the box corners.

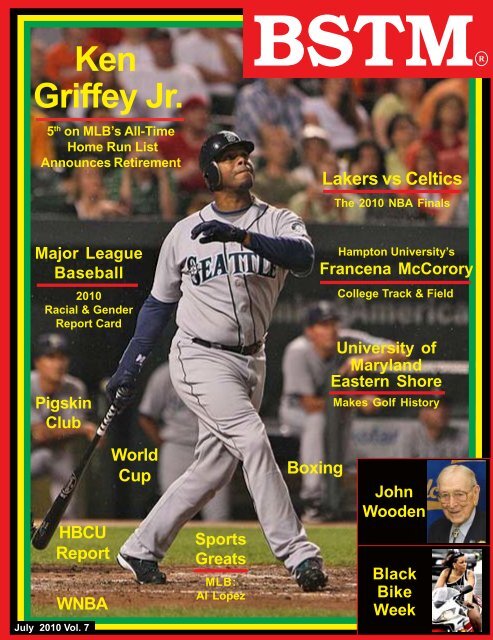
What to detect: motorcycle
<box><xmin>432</xmin><ymin>584</ymin><xmax>474</xmax><ymax>632</ymax></box>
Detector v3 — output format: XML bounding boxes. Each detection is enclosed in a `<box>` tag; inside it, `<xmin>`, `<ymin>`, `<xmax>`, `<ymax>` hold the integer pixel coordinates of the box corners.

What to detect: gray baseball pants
<box><xmin>279</xmin><ymin>405</ymin><xmax>326</xmax><ymax>504</ymax></box>
<box><xmin>159</xmin><ymin>440</ymin><xmax>231</xmax><ymax>521</ymax></box>
<box><xmin>121</xmin><ymin>331</ymin><xmax>321</xmax><ymax>573</ymax></box>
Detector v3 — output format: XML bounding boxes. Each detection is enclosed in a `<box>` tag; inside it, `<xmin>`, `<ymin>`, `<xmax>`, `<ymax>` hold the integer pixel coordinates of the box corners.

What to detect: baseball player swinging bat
<box><xmin>106</xmin><ymin>131</ymin><xmax>327</xmax><ymax>591</ymax></box>
<box><xmin>31</xmin><ymin>388</ymin><xmax>130</xmax><ymax>550</ymax></box>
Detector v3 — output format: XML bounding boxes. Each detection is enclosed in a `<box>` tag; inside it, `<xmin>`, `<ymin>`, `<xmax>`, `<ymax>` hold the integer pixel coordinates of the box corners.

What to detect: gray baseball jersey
<box><xmin>121</xmin><ymin>197</ymin><xmax>322</xmax><ymax>573</ymax></box>
<box><xmin>150</xmin><ymin>197</ymin><xmax>310</xmax><ymax>345</ymax></box>
<box><xmin>280</xmin><ymin>328</ymin><xmax>391</xmax><ymax>411</ymax></box>
<box><xmin>31</xmin><ymin>370</ymin><xmax>87</xmax><ymax>428</ymax></box>
<box><xmin>396</xmin><ymin>422</ymin><xmax>468</xmax><ymax>458</ymax></box>
<box><xmin>280</xmin><ymin>329</ymin><xmax>391</xmax><ymax>510</ymax></box>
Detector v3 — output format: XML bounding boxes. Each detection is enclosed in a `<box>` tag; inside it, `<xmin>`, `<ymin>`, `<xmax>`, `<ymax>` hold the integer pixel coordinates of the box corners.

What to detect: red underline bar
<box><xmin>320</xmin><ymin>280</ymin><xmax>470</xmax><ymax>285</ymax></box>
<box><xmin>36</xmin><ymin>283</ymin><xmax>138</xmax><ymax>288</ymax></box>
<box><xmin>193</xmin><ymin>568</ymin><xmax>250</xmax><ymax>574</ymax></box>
<box><xmin>35</xmin><ymin>117</ymin><xmax>184</xmax><ymax>122</ymax></box>
<box><xmin>329</xmin><ymin>390</ymin><xmax>446</xmax><ymax>396</ymax></box>
<box><xmin>323</xmin><ymin>189</ymin><xmax>461</xmax><ymax>194</ymax></box>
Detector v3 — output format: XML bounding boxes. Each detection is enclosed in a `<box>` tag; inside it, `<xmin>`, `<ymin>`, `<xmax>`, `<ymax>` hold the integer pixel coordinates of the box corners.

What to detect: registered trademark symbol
<box><xmin>475</xmin><ymin>51</ymin><xmax>488</xmax><ymax>66</ymax></box>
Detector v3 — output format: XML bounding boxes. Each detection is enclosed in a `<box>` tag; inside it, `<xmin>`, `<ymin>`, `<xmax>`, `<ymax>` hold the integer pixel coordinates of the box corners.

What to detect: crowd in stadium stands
<box><xmin>30</xmin><ymin>27</ymin><xmax>469</xmax><ymax>224</ymax></box>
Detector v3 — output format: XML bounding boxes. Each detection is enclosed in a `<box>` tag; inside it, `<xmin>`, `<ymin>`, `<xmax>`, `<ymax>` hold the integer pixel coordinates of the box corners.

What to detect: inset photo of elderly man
<box><xmin>427</xmin><ymin>460</ymin><xmax>488</xmax><ymax>544</ymax></box>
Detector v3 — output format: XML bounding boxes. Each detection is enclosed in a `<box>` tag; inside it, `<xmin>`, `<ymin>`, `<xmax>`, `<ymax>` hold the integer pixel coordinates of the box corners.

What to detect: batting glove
<box><xmin>106</xmin><ymin>370</ymin><xmax>137</xmax><ymax>408</ymax></box>
<box><xmin>191</xmin><ymin>220</ymin><xmax>246</xmax><ymax>244</ymax></box>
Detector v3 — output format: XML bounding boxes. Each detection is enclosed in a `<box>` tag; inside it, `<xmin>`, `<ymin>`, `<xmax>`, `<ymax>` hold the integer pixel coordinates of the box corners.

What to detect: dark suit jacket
<box><xmin>428</xmin><ymin>510</ymin><xmax>487</xmax><ymax>543</ymax></box>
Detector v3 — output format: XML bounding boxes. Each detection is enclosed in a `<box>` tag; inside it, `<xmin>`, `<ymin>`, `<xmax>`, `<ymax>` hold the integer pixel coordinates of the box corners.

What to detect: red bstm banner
<box><xmin>243</xmin><ymin>0</ymin><xmax>492</xmax><ymax>78</ymax></box>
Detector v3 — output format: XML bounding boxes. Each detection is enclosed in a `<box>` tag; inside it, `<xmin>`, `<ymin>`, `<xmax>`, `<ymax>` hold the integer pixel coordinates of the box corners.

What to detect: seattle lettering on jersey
<box><xmin>187</xmin><ymin>251</ymin><xmax>277</xmax><ymax>286</ymax></box>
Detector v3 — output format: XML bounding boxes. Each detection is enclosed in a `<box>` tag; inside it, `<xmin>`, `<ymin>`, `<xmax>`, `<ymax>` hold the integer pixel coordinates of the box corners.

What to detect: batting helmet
<box><xmin>304</xmin><ymin>301</ymin><xmax>341</xmax><ymax>327</ymax></box>
<box><xmin>34</xmin><ymin>333</ymin><xmax>70</xmax><ymax>358</ymax></box>
<box><xmin>199</xmin><ymin>130</ymin><xmax>254</xmax><ymax>191</ymax></box>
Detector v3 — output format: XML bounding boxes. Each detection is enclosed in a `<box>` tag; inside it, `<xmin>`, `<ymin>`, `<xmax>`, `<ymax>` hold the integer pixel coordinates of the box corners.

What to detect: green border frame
<box><xmin>468</xmin><ymin>78</ymin><xmax>476</xmax><ymax>457</ymax></box>
<box><xmin>23</xmin><ymin>20</ymin><xmax>33</xmax><ymax>624</ymax></box>
<box><xmin>20</xmin><ymin>16</ymin><xmax>482</xmax><ymax>633</ymax></box>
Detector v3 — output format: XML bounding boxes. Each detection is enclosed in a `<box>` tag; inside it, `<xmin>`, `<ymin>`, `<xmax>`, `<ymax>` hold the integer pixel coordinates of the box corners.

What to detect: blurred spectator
<box><xmin>31</xmin><ymin>28</ymin><xmax>63</xmax><ymax>48</ymax></box>
<box><xmin>139</xmin><ymin>363</ymin><xmax>231</xmax><ymax>521</ymax></box>
<box><xmin>434</xmin><ymin>117</ymin><xmax>469</xmax><ymax>226</ymax></box>
<box><xmin>101</xmin><ymin>30</ymin><xmax>152</xmax><ymax>118</ymax></box>
<box><xmin>31</xmin><ymin>170</ymin><xmax>74</xmax><ymax>216</ymax></box>
<box><xmin>109</xmin><ymin>28</ymin><xmax>153</xmax><ymax>76</ymax></box>
<box><xmin>425</xmin><ymin>94</ymin><xmax>467</xmax><ymax>152</ymax></box>
<box><xmin>449</xmin><ymin>189</ymin><xmax>469</xmax><ymax>226</ymax></box>
<box><xmin>31</xmin><ymin>39</ymin><xmax>46</xmax><ymax>88</ymax></box>
<box><xmin>351</xmin><ymin>140</ymin><xmax>423</xmax><ymax>224</ymax></box>
<box><xmin>32</xmin><ymin>37</ymin><xmax>69</xmax><ymax>148</ymax></box>
<box><xmin>405</xmin><ymin>141</ymin><xmax>459</xmax><ymax>225</ymax></box>
<box><xmin>77</xmin><ymin>107</ymin><xmax>126</xmax><ymax>167</ymax></box>
<box><xmin>131</xmin><ymin>29</ymin><xmax>208</xmax><ymax>120</ymax></box>
<box><xmin>418</xmin><ymin>79</ymin><xmax>469</xmax><ymax>132</ymax></box>
<box><xmin>385</xmin><ymin>113</ymin><xmax>419</xmax><ymax>184</ymax></box>
<box><xmin>252</xmin><ymin>127</ymin><xmax>304</xmax><ymax>206</ymax></box>
<box><xmin>90</xmin><ymin>28</ymin><xmax>123</xmax><ymax>47</ymax></box>
<box><xmin>31</xmin><ymin>105</ymin><xmax>56</xmax><ymax>166</ymax></box>
<box><xmin>174</xmin><ymin>28</ymin><xmax>242</xmax><ymax>115</ymax></box>
<box><xmin>422</xmin><ymin>94</ymin><xmax>468</xmax><ymax>178</ymax></box>
<box><xmin>303</xmin><ymin>78</ymin><xmax>370</xmax><ymax>155</ymax></box>
<box><xmin>31</xmin><ymin>102</ymin><xmax>74</xmax><ymax>215</ymax></box>
<box><xmin>31</xmin><ymin>334</ymin><xmax>96</xmax><ymax>518</ymax></box>
<box><xmin>157</xmin><ymin>95</ymin><xmax>211</xmax><ymax>215</ymax></box>
<box><xmin>291</xmin><ymin>124</ymin><xmax>332</xmax><ymax>186</ymax></box>
<box><xmin>234</xmin><ymin>79</ymin><xmax>304</xmax><ymax>149</ymax></box>
<box><xmin>396</xmin><ymin>398</ymin><xmax>468</xmax><ymax>458</ymax></box>
<box><xmin>185</xmin><ymin>192</ymin><xmax>213</xmax><ymax>215</ymax></box>
<box><xmin>439</xmin><ymin>131</ymin><xmax>469</xmax><ymax>179</ymax></box>
<box><xmin>31</xmin><ymin>39</ymin><xmax>54</xmax><ymax>100</ymax></box>
<box><xmin>279</xmin><ymin>301</ymin><xmax>400</xmax><ymax>520</ymax></box>
<box><xmin>119</xmin><ymin>148</ymin><xmax>176</xmax><ymax>220</ymax></box>
<box><xmin>352</xmin><ymin>78</ymin><xmax>392</xmax><ymax>112</ymax></box>
<box><xmin>294</xmin><ymin>78</ymin><xmax>324</xmax><ymax>97</ymax></box>
<box><xmin>372</xmin><ymin>78</ymin><xmax>425</xmax><ymax>150</ymax></box>
<box><xmin>44</xmin><ymin>28</ymin><xmax>101</xmax><ymax>90</ymax></box>
<box><xmin>71</xmin><ymin>162</ymin><xmax>129</xmax><ymax>220</ymax></box>
<box><xmin>350</xmin><ymin>140</ymin><xmax>386</xmax><ymax>182</ymax></box>
<box><xmin>289</xmin><ymin>154</ymin><xmax>364</xmax><ymax>223</ymax></box>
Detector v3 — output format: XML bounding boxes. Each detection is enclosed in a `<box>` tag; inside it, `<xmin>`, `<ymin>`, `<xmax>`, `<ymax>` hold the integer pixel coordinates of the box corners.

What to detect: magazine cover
<box><xmin>4</xmin><ymin>0</ymin><xmax>491</xmax><ymax>637</ymax></box>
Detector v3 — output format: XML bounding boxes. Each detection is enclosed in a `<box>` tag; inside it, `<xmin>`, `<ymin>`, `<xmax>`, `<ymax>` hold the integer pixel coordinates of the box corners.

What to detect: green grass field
<box><xmin>31</xmin><ymin>522</ymin><xmax>357</xmax><ymax>567</ymax></box>
<box><xmin>30</xmin><ymin>522</ymin><xmax>357</xmax><ymax>624</ymax></box>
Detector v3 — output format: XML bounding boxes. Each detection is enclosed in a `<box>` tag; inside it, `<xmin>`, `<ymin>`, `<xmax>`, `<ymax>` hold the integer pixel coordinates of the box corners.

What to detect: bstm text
<box><xmin>254</xmin><ymin>14</ymin><xmax>472</xmax><ymax>67</ymax></box>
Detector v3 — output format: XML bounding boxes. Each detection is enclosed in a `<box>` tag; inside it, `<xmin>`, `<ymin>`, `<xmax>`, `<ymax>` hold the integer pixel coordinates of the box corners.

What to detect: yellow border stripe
<box><xmin>19</xmin><ymin>15</ymin><xmax>242</xmax><ymax>23</ymax></box>
<box><xmin>17</xmin><ymin>17</ymin><xmax>26</xmax><ymax>621</ymax></box>
<box><xmin>17</xmin><ymin>13</ymin><xmax>483</xmax><ymax>633</ymax></box>
<box><xmin>96</xmin><ymin>624</ymin><xmax>357</xmax><ymax>630</ymax></box>
<box><xmin>474</xmin><ymin>79</ymin><xmax>482</xmax><ymax>455</ymax></box>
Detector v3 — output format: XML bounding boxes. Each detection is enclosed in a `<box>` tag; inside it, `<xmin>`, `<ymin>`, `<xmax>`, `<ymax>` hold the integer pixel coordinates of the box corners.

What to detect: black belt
<box><xmin>192</xmin><ymin>337</ymin><xmax>263</xmax><ymax>356</ymax></box>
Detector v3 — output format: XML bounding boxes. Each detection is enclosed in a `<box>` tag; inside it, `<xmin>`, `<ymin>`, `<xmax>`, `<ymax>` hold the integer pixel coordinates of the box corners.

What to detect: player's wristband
<box><xmin>111</xmin><ymin>295</ymin><xmax>177</xmax><ymax>381</ymax></box>
<box><xmin>246</xmin><ymin>232</ymin><xmax>314</xmax><ymax>274</ymax></box>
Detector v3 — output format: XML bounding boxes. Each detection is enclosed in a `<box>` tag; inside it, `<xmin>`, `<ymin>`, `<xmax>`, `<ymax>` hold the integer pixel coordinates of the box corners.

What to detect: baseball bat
<box><xmin>31</xmin><ymin>388</ymin><xmax>129</xmax><ymax>550</ymax></box>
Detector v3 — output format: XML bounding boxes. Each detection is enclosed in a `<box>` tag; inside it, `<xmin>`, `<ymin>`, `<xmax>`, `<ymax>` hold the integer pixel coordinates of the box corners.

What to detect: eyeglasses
<box><xmin>437</xmin><ymin>487</ymin><xmax>476</xmax><ymax>504</ymax></box>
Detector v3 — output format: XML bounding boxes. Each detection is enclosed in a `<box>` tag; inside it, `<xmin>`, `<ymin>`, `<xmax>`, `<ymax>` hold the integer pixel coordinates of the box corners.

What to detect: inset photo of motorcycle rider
<box><xmin>432</xmin><ymin>548</ymin><xmax>486</xmax><ymax>633</ymax></box>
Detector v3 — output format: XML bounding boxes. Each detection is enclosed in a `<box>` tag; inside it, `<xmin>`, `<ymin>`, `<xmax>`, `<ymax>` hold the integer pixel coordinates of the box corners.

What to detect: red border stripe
<box><xmin>193</xmin><ymin>568</ymin><xmax>250</xmax><ymax>574</ymax></box>
<box><xmin>36</xmin><ymin>283</ymin><xmax>139</xmax><ymax>288</ymax></box>
<box><xmin>320</xmin><ymin>280</ymin><xmax>470</xmax><ymax>285</ymax></box>
<box><xmin>329</xmin><ymin>390</ymin><xmax>446</xmax><ymax>396</ymax></box>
